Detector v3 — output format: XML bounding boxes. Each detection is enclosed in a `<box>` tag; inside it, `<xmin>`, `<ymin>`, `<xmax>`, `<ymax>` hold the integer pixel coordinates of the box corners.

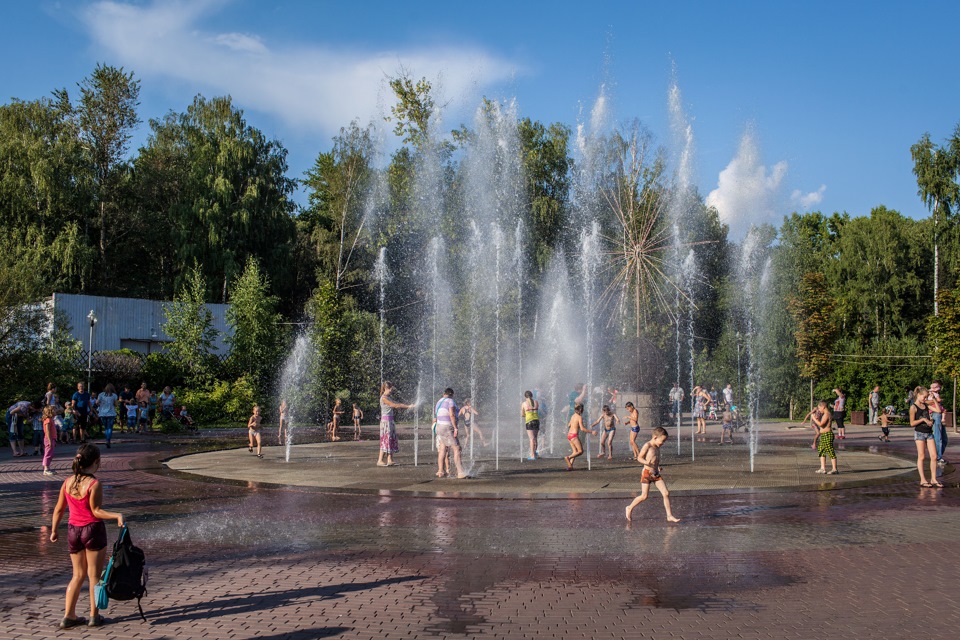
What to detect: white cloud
<box><xmin>791</xmin><ymin>184</ymin><xmax>826</xmax><ymax>210</ymax></box>
<box><xmin>77</xmin><ymin>0</ymin><xmax>520</xmax><ymax>137</ymax></box>
<box><xmin>705</xmin><ymin>129</ymin><xmax>787</xmax><ymax>240</ymax></box>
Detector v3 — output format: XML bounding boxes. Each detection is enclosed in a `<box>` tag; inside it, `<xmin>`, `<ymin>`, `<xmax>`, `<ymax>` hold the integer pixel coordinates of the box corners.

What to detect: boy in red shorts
<box><xmin>625</xmin><ymin>427</ymin><xmax>680</xmax><ymax>522</ymax></box>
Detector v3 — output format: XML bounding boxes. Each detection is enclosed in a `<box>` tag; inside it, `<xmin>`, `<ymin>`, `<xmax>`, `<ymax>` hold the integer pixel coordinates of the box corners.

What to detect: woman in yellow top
<box><xmin>520</xmin><ymin>390</ymin><xmax>540</xmax><ymax>461</ymax></box>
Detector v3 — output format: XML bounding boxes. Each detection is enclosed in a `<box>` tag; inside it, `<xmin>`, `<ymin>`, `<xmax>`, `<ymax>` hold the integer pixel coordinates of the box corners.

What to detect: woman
<box><xmin>910</xmin><ymin>386</ymin><xmax>940</xmax><ymax>488</ymax></box>
<box><xmin>49</xmin><ymin>444</ymin><xmax>124</xmax><ymax>628</ymax></box>
<box><xmin>520</xmin><ymin>390</ymin><xmax>540</xmax><ymax>461</ymax></box>
<box><xmin>377</xmin><ymin>381</ymin><xmax>414</xmax><ymax>467</ymax></box>
<box><xmin>832</xmin><ymin>388</ymin><xmax>847</xmax><ymax>439</ymax></box>
<box><xmin>694</xmin><ymin>386</ymin><xmax>711</xmax><ymax>435</ymax></box>
<box><xmin>159</xmin><ymin>387</ymin><xmax>176</xmax><ymax>420</ymax></box>
<box><xmin>95</xmin><ymin>384</ymin><xmax>118</xmax><ymax>449</ymax></box>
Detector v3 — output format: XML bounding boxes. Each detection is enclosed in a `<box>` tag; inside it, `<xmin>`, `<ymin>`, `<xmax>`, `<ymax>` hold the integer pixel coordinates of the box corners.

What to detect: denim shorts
<box><xmin>914</xmin><ymin>431</ymin><xmax>935</xmax><ymax>441</ymax></box>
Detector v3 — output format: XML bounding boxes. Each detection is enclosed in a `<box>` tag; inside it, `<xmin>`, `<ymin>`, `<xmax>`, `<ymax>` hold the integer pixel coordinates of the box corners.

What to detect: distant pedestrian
<box><xmin>94</xmin><ymin>384</ymin><xmax>118</xmax><ymax>449</ymax></box>
<box><xmin>520</xmin><ymin>390</ymin><xmax>540</xmax><ymax>460</ymax></box>
<box><xmin>41</xmin><ymin>405</ymin><xmax>57</xmax><ymax>475</ymax></box>
<box><xmin>247</xmin><ymin>405</ymin><xmax>263</xmax><ymax>458</ymax></box>
<box><xmin>49</xmin><ymin>444</ymin><xmax>124</xmax><ymax>629</ymax></box>
<box><xmin>71</xmin><ymin>383</ymin><xmax>92</xmax><ymax>443</ymax></box>
<box><xmin>723</xmin><ymin>383</ymin><xmax>734</xmax><ymax>409</ymax></box>
<box><xmin>434</xmin><ymin>388</ymin><xmax>467</xmax><ymax>478</ymax></box>
<box><xmin>813</xmin><ymin>400</ymin><xmax>838</xmax><ymax>474</ymax></box>
<box><xmin>878</xmin><ymin>405</ymin><xmax>895</xmax><ymax>442</ymax></box>
<box><xmin>719</xmin><ymin>407</ymin><xmax>734</xmax><ymax>444</ymax></box>
<box><xmin>278</xmin><ymin>399</ymin><xmax>289</xmax><ymax>445</ymax></box>
<box><xmin>377</xmin><ymin>381</ymin><xmax>414</xmax><ymax>467</ymax></box>
<box><xmin>624</xmin><ymin>401</ymin><xmax>641</xmax><ymax>460</ymax></box>
<box><xmin>7</xmin><ymin>400</ymin><xmax>39</xmax><ymax>457</ymax></box>
<box><xmin>625</xmin><ymin>427</ymin><xmax>680</xmax><ymax>522</ymax></box>
<box><xmin>832</xmin><ymin>388</ymin><xmax>847</xmax><ymax>439</ymax></box>
<box><xmin>868</xmin><ymin>386</ymin><xmax>881</xmax><ymax>425</ymax></box>
<box><xmin>352</xmin><ymin>403</ymin><xmax>363</xmax><ymax>441</ymax></box>
<box><xmin>929</xmin><ymin>381</ymin><xmax>948</xmax><ymax>466</ymax></box>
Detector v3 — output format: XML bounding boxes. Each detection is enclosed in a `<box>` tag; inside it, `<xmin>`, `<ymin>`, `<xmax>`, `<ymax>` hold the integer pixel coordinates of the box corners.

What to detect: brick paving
<box><xmin>1</xmin><ymin>422</ymin><xmax>958</xmax><ymax>639</ymax></box>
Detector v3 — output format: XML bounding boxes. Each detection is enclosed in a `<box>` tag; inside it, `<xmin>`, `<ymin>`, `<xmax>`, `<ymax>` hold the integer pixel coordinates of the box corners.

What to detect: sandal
<box><xmin>59</xmin><ymin>617</ymin><xmax>87</xmax><ymax>629</ymax></box>
<box><xmin>921</xmin><ymin>482</ymin><xmax>933</xmax><ymax>488</ymax></box>
<box><xmin>933</xmin><ymin>482</ymin><xmax>944</xmax><ymax>488</ymax></box>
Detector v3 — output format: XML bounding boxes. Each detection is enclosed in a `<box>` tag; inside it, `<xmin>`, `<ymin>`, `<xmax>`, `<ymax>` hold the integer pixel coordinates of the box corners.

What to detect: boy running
<box><xmin>625</xmin><ymin>427</ymin><xmax>680</xmax><ymax>522</ymax></box>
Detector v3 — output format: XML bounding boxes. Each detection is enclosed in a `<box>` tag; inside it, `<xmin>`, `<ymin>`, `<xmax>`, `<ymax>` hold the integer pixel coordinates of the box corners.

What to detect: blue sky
<box><xmin>3</xmin><ymin>0</ymin><xmax>958</xmax><ymax>238</ymax></box>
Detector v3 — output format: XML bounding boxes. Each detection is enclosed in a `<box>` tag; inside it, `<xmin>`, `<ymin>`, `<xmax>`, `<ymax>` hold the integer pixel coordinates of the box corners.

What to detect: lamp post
<box><xmin>87</xmin><ymin>310</ymin><xmax>97</xmax><ymax>390</ymax></box>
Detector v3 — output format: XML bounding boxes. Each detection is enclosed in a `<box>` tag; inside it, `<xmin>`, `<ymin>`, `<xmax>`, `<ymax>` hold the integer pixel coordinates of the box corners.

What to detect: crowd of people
<box><xmin>5</xmin><ymin>381</ymin><xmax>190</xmax><ymax>475</ymax></box>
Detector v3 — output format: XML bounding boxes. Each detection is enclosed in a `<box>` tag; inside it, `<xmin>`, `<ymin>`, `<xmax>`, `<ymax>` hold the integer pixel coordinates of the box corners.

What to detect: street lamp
<box><xmin>87</xmin><ymin>310</ymin><xmax>97</xmax><ymax>390</ymax></box>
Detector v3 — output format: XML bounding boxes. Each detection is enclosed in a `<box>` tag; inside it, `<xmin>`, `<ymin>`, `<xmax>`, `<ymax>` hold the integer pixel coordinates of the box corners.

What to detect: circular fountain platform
<box><xmin>164</xmin><ymin>437</ymin><xmax>920</xmax><ymax>498</ymax></box>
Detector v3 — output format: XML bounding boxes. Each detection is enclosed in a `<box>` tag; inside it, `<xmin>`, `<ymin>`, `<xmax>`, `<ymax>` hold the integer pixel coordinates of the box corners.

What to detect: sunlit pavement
<box><xmin>2</xmin><ymin>422</ymin><xmax>958</xmax><ymax>639</ymax></box>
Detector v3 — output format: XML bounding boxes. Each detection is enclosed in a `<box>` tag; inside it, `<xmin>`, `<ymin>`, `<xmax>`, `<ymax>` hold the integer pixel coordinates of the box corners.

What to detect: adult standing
<box><xmin>434</xmin><ymin>388</ymin><xmax>467</xmax><ymax>478</ymax></box>
<box><xmin>929</xmin><ymin>381</ymin><xmax>948</xmax><ymax>466</ymax></box>
<box><xmin>159</xmin><ymin>386</ymin><xmax>176</xmax><ymax>420</ymax></box>
<box><xmin>95</xmin><ymin>385</ymin><xmax>118</xmax><ymax>449</ymax></box>
<box><xmin>134</xmin><ymin>382</ymin><xmax>151</xmax><ymax>406</ymax></box>
<box><xmin>868</xmin><ymin>386</ymin><xmax>881</xmax><ymax>426</ymax></box>
<box><xmin>910</xmin><ymin>386</ymin><xmax>939</xmax><ymax>488</ymax></box>
<box><xmin>71</xmin><ymin>383</ymin><xmax>92</xmax><ymax>443</ymax></box>
<box><xmin>520</xmin><ymin>390</ymin><xmax>540</xmax><ymax>461</ymax></box>
<box><xmin>118</xmin><ymin>386</ymin><xmax>133</xmax><ymax>433</ymax></box>
<box><xmin>832</xmin><ymin>388</ymin><xmax>847</xmax><ymax>439</ymax></box>
<box><xmin>723</xmin><ymin>383</ymin><xmax>734</xmax><ymax>409</ymax></box>
<box><xmin>377</xmin><ymin>381</ymin><xmax>414</xmax><ymax>467</ymax></box>
<box><xmin>7</xmin><ymin>400</ymin><xmax>39</xmax><ymax>457</ymax></box>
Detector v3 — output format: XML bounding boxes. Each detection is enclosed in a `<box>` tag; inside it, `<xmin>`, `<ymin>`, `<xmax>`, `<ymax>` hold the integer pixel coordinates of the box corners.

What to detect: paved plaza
<box><xmin>2</xmin><ymin>421</ymin><xmax>958</xmax><ymax>639</ymax></box>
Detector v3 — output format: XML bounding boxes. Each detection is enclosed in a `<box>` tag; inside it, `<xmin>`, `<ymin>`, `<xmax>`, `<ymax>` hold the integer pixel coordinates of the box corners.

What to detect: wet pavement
<box><xmin>2</xmin><ymin>422</ymin><xmax>958</xmax><ymax>639</ymax></box>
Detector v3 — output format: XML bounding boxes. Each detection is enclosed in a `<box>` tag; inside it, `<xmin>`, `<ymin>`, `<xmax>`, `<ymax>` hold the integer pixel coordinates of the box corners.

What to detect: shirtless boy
<box><xmin>625</xmin><ymin>427</ymin><xmax>680</xmax><ymax>522</ymax></box>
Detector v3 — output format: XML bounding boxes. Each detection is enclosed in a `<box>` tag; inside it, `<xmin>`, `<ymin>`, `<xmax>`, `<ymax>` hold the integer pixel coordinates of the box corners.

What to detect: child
<box><xmin>352</xmin><ymin>403</ymin><xmax>363</xmax><ymax>441</ymax></box>
<box><xmin>591</xmin><ymin>405</ymin><xmax>620</xmax><ymax>460</ymax></box>
<box><xmin>278</xmin><ymin>400</ymin><xmax>289</xmax><ymax>445</ymax></box>
<box><xmin>812</xmin><ymin>400</ymin><xmax>838</xmax><ymax>474</ymax></box>
<box><xmin>137</xmin><ymin>401</ymin><xmax>149</xmax><ymax>434</ymax></box>
<box><xmin>625</xmin><ymin>427</ymin><xmax>680</xmax><ymax>522</ymax></box>
<box><xmin>178</xmin><ymin>406</ymin><xmax>195</xmax><ymax>428</ymax></box>
<box><xmin>61</xmin><ymin>401</ymin><xmax>75</xmax><ymax>444</ymax></box>
<box><xmin>624</xmin><ymin>401</ymin><xmax>641</xmax><ymax>460</ymax></box>
<box><xmin>719</xmin><ymin>407</ymin><xmax>734</xmax><ymax>444</ymax></box>
<box><xmin>461</xmin><ymin>398</ymin><xmax>487</xmax><ymax>448</ymax></box>
<box><xmin>832</xmin><ymin>388</ymin><xmax>847</xmax><ymax>439</ymax></box>
<box><xmin>327</xmin><ymin>398</ymin><xmax>344</xmax><ymax>441</ymax></box>
<box><xmin>564</xmin><ymin>403</ymin><xmax>596</xmax><ymax>470</ymax></box>
<box><xmin>247</xmin><ymin>405</ymin><xmax>263</xmax><ymax>458</ymax></box>
<box><xmin>49</xmin><ymin>444</ymin><xmax>124</xmax><ymax>628</ymax></box>
<box><xmin>878</xmin><ymin>405</ymin><xmax>895</xmax><ymax>442</ymax></box>
<box><xmin>42</xmin><ymin>405</ymin><xmax>57</xmax><ymax>475</ymax></box>
<box><xmin>125</xmin><ymin>400</ymin><xmax>138</xmax><ymax>434</ymax></box>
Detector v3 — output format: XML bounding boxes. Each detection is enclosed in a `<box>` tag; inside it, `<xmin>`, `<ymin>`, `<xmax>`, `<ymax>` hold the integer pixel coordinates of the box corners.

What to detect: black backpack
<box><xmin>104</xmin><ymin>525</ymin><xmax>148</xmax><ymax>621</ymax></box>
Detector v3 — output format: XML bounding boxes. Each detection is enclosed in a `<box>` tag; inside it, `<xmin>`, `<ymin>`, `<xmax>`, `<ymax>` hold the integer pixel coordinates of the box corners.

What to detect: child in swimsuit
<box><xmin>278</xmin><ymin>399</ymin><xmax>288</xmax><ymax>445</ymax></box>
<box><xmin>812</xmin><ymin>400</ymin><xmax>837</xmax><ymax>474</ymax></box>
<box><xmin>720</xmin><ymin>408</ymin><xmax>734</xmax><ymax>444</ymax></box>
<box><xmin>590</xmin><ymin>405</ymin><xmax>620</xmax><ymax>460</ymax></box>
<box><xmin>624</xmin><ymin>402</ymin><xmax>641</xmax><ymax>460</ymax></box>
<box><xmin>328</xmin><ymin>398</ymin><xmax>344</xmax><ymax>441</ymax></box>
<box><xmin>564</xmin><ymin>403</ymin><xmax>596</xmax><ymax>470</ymax></box>
<box><xmin>625</xmin><ymin>427</ymin><xmax>680</xmax><ymax>522</ymax></box>
<box><xmin>247</xmin><ymin>405</ymin><xmax>263</xmax><ymax>458</ymax></box>
<box><xmin>352</xmin><ymin>403</ymin><xmax>363</xmax><ymax>441</ymax></box>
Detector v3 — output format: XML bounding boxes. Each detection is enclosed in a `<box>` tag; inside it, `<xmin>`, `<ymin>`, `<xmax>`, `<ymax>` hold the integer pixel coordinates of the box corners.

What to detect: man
<box><xmin>669</xmin><ymin>383</ymin><xmax>684</xmax><ymax>420</ymax></box>
<box><xmin>723</xmin><ymin>383</ymin><xmax>734</xmax><ymax>409</ymax></box>
<box><xmin>135</xmin><ymin>382</ymin><xmax>151</xmax><ymax>405</ymax></box>
<box><xmin>868</xmin><ymin>386</ymin><xmax>880</xmax><ymax>425</ymax></box>
<box><xmin>435</xmin><ymin>388</ymin><xmax>467</xmax><ymax>479</ymax></box>
<box><xmin>71</xmin><ymin>382</ymin><xmax>91</xmax><ymax>443</ymax></box>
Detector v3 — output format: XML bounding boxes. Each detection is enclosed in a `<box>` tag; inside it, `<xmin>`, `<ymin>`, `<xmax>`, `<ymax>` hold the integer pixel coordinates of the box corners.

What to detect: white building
<box><xmin>50</xmin><ymin>293</ymin><xmax>233</xmax><ymax>354</ymax></box>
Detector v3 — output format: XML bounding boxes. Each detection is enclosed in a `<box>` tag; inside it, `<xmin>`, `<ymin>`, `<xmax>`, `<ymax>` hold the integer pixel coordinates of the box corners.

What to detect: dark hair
<box><xmin>524</xmin><ymin>390</ymin><xmax>533</xmax><ymax>399</ymax></box>
<box><xmin>70</xmin><ymin>444</ymin><xmax>101</xmax><ymax>497</ymax></box>
<box><xmin>574</xmin><ymin>403</ymin><xmax>584</xmax><ymax>414</ymax></box>
<box><xmin>444</xmin><ymin>388</ymin><xmax>454</xmax><ymax>397</ymax></box>
<box><xmin>602</xmin><ymin>405</ymin><xmax>610</xmax><ymax>412</ymax></box>
<box><xmin>652</xmin><ymin>426</ymin><xmax>668</xmax><ymax>438</ymax></box>
<box><xmin>625</xmin><ymin>402</ymin><xmax>635</xmax><ymax>409</ymax></box>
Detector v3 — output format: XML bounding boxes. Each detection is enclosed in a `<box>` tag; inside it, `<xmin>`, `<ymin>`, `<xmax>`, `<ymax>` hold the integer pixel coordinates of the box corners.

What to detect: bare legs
<box><xmin>64</xmin><ymin>547</ymin><xmax>105</xmax><ymax>622</ymax></box>
<box><xmin>917</xmin><ymin>437</ymin><xmax>939</xmax><ymax>486</ymax></box>
<box><xmin>625</xmin><ymin>479</ymin><xmax>680</xmax><ymax>522</ymax></box>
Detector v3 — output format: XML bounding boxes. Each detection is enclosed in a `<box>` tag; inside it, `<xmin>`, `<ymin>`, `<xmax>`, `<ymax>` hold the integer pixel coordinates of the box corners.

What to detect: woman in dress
<box><xmin>377</xmin><ymin>381</ymin><xmax>415</xmax><ymax>467</ymax></box>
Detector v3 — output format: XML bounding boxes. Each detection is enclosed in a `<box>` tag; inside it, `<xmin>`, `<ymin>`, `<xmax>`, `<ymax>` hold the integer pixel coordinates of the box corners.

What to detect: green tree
<box><xmin>225</xmin><ymin>257</ymin><xmax>283</xmax><ymax>388</ymax></box>
<box><xmin>788</xmin><ymin>272</ymin><xmax>839</xmax><ymax>409</ymax></box>
<box><xmin>163</xmin><ymin>266</ymin><xmax>219</xmax><ymax>384</ymax></box>
<box><xmin>518</xmin><ymin>118</ymin><xmax>571</xmax><ymax>274</ymax></box>
<box><xmin>386</xmin><ymin>73</ymin><xmax>436</xmax><ymax>149</ymax></box>
<box><xmin>928</xmin><ymin>289</ymin><xmax>960</xmax><ymax>403</ymax></box>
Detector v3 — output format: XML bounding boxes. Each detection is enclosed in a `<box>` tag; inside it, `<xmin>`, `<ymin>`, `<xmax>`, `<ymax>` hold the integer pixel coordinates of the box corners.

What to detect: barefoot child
<box><xmin>812</xmin><ymin>400</ymin><xmax>837</xmax><ymax>474</ymax></box>
<box><xmin>624</xmin><ymin>401</ymin><xmax>641</xmax><ymax>460</ymax></box>
<box><xmin>719</xmin><ymin>407</ymin><xmax>734</xmax><ymax>444</ymax></box>
<box><xmin>564</xmin><ymin>403</ymin><xmax>596</xmax><ymax>470</ymax></box>
<box><xmin>278</xmin><ymin>399</ymin><xmax>288</xmax><ymax>445</ymax></box>
<box><xmin>247</xmin><ymin>405</ymin><xmax>263</xmax><ymax>458</ymax></box>
<box><xmin>591</xmin><ymin>405</ymin><xmax>619</xmax><ymax>459</ymax></box>
<box><xmin>42</xmin><ymin>405</ymin><xmax>57</xmax><ymax>476</ymax></box>
<box><xmin>327</xmin><ymin>398</ymin><xmax>344</xmax><ymax>441</ymax></box>
<box><xmin>625</xmin><ymin>427</ymin><xmax>680</xmax><ymax>522</ymax></box>
<box><xmin>351</xmin><ymin>403</ymin><xmax>363</xmax><ymax>441</ymax></box>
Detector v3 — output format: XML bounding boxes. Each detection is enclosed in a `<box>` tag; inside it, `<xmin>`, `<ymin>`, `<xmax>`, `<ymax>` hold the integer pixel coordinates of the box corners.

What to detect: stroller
<box><xmin>728</xmin><ymin>406</ymin><xmax>749</xmax><ymax>432</ymax></box>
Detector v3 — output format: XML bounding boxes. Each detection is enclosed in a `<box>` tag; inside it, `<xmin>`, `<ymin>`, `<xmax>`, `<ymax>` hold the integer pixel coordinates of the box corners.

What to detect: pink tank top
<box><xmin>65</xmin><ymin>478</ymin><xmax>100</xmax><ymax>527</ymax></box>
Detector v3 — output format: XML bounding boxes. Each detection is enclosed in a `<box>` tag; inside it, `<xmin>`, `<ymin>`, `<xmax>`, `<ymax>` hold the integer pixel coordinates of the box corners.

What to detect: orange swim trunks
<box><xmin>641</xmin><ymin>468</ymin><xmax>662</xmax><ymax>484</ymax></box>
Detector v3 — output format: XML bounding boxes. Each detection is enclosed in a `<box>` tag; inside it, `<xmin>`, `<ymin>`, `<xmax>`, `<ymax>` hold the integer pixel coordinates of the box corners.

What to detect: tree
<box><xmin>517</xmin><ymin>118</ymin><xmax>571</xmax><ymax>274</ymax></box>
<box><xmin>225</xmin><ymin>257</ymin><xmax>283</xmax><ymax>388</ymax></box>
<box><xmin>788</xmin><ymin>272</ymin><xmax>839</xmax><ymax>409</ymax></box>
<box><xmin>57</xmin><ymin>64</ymin><xmax>141</xmax><ymax>283</ymax></box>
<box><xmin>912</xmin><ymin>127</ymin><xmax>960</xmax><ymax>309</ymax></box>
<box><xmin>163</xmin><ymin>267</ymin><xmax>219</xmax><ymax>384</ymax></box>
<box><xmin>386</xmin><ymin>72</ymin><xmax>436</xmax><ymax>149</ymax></box>
<box><xmin>928</xmin><ymin>288</ymin><xmax>960</xmax><ymax>417</ymax></box>
<box><xmin>300</xmin><ymin>121</ymin><xmax>375</xmax><ymax>292</ymax></box>
<box><xmin>139</xmin><ymin>95</ymin><xmax>297</xmax><ymax>303</ymax></box>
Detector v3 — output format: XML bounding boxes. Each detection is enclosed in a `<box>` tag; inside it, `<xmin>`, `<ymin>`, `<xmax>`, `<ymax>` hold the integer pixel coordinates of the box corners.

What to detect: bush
<box><xmin>178</xmin><ymin>375</ymin><xmax>258</xmax><ymax>424</ymax></box>
<box><xmin>141</xmin><ymin>352</ymin><xmax>186</xmax><ymax>390</ymax></box>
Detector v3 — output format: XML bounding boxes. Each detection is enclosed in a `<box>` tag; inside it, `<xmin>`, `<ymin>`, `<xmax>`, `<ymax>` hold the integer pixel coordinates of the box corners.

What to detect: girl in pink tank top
<box><xmin>49</xmin><ymin>444</ymin><xmax>124</xmax><ymax>629</ymax></box>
